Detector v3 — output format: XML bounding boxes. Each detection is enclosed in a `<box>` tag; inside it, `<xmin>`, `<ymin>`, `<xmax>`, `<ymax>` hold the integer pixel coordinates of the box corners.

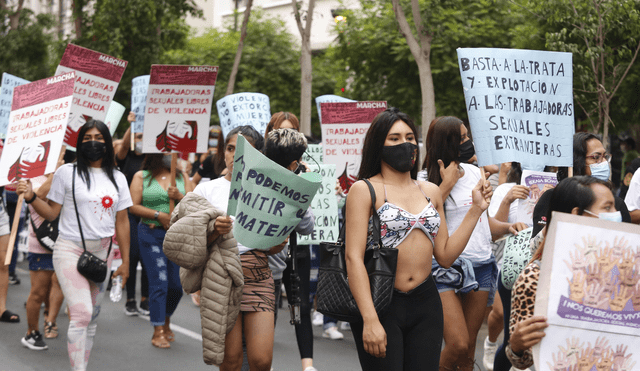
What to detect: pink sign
<box><xmin>0</xmin><ymin>73</ymin><xmax>74</xmax><ymax>186</ymax></box>
<box><xmin>320</xmin><ymin>101</ymin><xmax>387</xmax><ymax>193</ymax></box>
<box><xmin>55</xmin><ymin>44</ymin><xmax>128</xmax><ymax>149</ymax></box>
<box><xmin>58</xmin><ymin>44</ymin><xmax>127</xmax><ymax>82</ymax></box>
<box><xmin>142</xmin><ymin>65</ymin><xmax>218</xmax><ymax>154</ymax></box>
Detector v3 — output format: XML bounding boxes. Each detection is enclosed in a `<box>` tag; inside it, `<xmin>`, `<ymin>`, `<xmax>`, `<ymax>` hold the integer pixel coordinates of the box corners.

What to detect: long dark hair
<box><xmin>531</xmin><ymin>176</ymin><xmax>610</xmax><ymax>261</ymax></box>
<box><xmin>507</xmin><ymin>162</ymin><xmax>523</xmax><ymax>184</ymax></box>
<box><xmin>423</xmin><ymin>116</ymin><xmax>463</xmax><ymax>186</ymax></box>
<box><xmin>227</xmin><ymin>125</ymin><xmax>264</xmax><ymax>151</ymax></box>
<box><xmin>141</xmin><ymin>154</ymin><xmax>184</xmax><ymax>187</ymax></box>
<box><xmin>557</xmin><ymin>132</ymin><xmax>601</xmax><ymax>181</ymax></box>
<box><xmin>358</xmin><ymin>107</ymin><xmax>420</xmax><ymax>180</ymax></box>
<box><xmin>75</xmin><ymin>120</ymin><xmax>119</xmax><ymax>191</ymax></box>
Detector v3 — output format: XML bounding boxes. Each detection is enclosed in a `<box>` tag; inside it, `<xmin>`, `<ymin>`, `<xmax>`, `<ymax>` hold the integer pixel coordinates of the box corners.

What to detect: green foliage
<box><xmin>520</xmin><ymin>0</ymin><xmax>640</xmax><ymax>133</ymax></box>
<box><xmin>0</xmin><ymin>9</ymin><xmax>55</xmax><ymax>81</ymax></box>
<box><xmin>329</xmin><ymin>0</ymin><xmax>521</xmax><ymax>126</ymax></box>
<box><xmin>55</xmin><ymin>0</ymin><xmax>201</xmax><ymax>136</ymax></box>
<box><xmin>164</xmin><ymin>11</ymin><xmax>338</xmax><ymax>138</ymax></box>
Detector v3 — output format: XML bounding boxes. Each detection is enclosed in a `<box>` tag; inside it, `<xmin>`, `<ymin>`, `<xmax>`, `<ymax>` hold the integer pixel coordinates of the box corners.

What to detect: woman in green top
<box><xmin>129</xmin><ymin>154</ymin><xmax>194</xmax><ymax>348</ymax></box>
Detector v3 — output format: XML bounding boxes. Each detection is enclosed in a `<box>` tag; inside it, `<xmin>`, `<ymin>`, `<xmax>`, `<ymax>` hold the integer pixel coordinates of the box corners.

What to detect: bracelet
<box><xmin>154</xmin><ymin>210</ymin><xmax>160</xmax><ymax>220</ymax></box>
<box><xmin>25</xmin><ymin>193</ymin><xmax>37</xmax><ymax>204</ymax></box>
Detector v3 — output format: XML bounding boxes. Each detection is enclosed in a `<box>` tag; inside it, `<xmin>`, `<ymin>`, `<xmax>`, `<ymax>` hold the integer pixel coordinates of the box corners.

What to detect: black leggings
<box><xmin>493</xmin><ymin>272</ymin><xmax>513</xmax><ymax>371</ymax></box>
<box><xmin>126</xmin><ymin>213</ymin><xmax>148</xmax><ymax>301</ymax></box>
<box><xmin>282</xmin><ymin>246</ymin><xmax>313</xmax><ymax>360</ymax></box>
<box><xmin>350</xmin><ymin>275</ymin><xmax>443</xmax><ymax>371</ymax></box>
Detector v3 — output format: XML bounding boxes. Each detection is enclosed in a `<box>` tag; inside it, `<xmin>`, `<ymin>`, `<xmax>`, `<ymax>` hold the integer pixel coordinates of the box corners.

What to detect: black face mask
<box><xmin>381</xmin><ymin>142</ymin><xmax>418</xmax><ymax>172</ymax></box>
<box><xmin>458</xmin><ymin>140</ymin><xmax>475</xmax><ymax>163</ymax></box>
<box><xmin>80</xmin><ymin>141</ymin><xmax>106</xmax><ymax>162</ymax></box>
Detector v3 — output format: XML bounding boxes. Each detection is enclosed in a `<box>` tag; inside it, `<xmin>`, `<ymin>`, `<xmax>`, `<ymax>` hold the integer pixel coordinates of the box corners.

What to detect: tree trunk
<box><xmin>226</xmin><ymin>0</ymin><xmax>253</xmax><ymax>97</ymax></box>
<box><xmin>299</xmin><ymin>39</ymin><xmax>313</xmax><ymax>136</ymax></box>
<box><xmin>416</xmin><ymin>52</ymin><xmax>435</xmax><ymax>144</ymax></box>
<box><xmin>602</xmin><ymin>99</ymin><xmax>610</xmax><ymax>151</ymax></box>
<box><xmin>4</xmin><ymin>0</ymin><xmax>25</xmax><ymax>31</ymax></box>
<box><xmin>73</xmin><ymin>0</ymin><xmax>83</xmax><ymax>39</ymax></box>
<box><xmin>291</xmin><ymin>0</ymin><xmax>316</xmax><ymax>137</ymax></box>
<box><xmin>58</xmin><ymin>0</ymin><xmax>64</xmax><ymax>39</ymax></box>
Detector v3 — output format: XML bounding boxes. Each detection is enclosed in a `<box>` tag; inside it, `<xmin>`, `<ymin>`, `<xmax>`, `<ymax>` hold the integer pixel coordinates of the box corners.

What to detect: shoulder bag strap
<box><xmin>72</xmin><ymin>165</ymin><xmax>88</xmax><ymax>252</ymax></box>
<box><xmin>362</xmin><ymin>179</ymin><xmax>382</xmax><ymax>248</ymax></box>
<box><xmin>72</xmin><ymin>165</ymin><xmax>113</xmax><ymax>257</ymax></box>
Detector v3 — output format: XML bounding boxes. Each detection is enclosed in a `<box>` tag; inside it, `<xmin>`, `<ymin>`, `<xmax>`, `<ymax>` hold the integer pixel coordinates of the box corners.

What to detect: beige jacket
<box><xmin>163</xmin><ymin>192</ymin><xmax>243</xmax><ymax>366</ymax></box>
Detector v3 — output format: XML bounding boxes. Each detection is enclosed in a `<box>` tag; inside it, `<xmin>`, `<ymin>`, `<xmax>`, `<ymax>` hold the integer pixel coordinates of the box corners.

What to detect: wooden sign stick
<box><xmin>4</xmin><ymin>194</ymin><xmax>23</xmax><ymax>266</ymax></box>
<box><xmin>169</xmin><ymin>153</ymin><xmax>178</xmax><ymax>215</ymax></box>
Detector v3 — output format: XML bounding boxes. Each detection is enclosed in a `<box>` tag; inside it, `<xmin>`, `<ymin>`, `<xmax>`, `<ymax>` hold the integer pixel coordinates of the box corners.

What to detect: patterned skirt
<box><xmin>240</xmin><ymin>250</ymin><xmax>275</xmax><ymax>312</ymax></box>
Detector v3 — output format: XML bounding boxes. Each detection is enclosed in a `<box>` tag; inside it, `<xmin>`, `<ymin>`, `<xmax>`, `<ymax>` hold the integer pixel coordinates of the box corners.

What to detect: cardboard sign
<box><xmin>516</xmin><ymin>170</ymin><xmax>558</xmax><ymax>226</ymax></box>
<box><xmin>142</xmin><ymin>65</ymin><xmax>217</xmax><ymax>154</ymax></box>
<box><xmin>298</xmin><ymin>164</ymin><xmax>339</xmax><ymax>245</ymax></box>
<box><xmin>131</xmin><ymin>75</ymin><xmax>150</xmax><ymax>133</ymax></box>
<box><xmin>533</xmin><ymin>212</ymin><xmax>640</xmax><ymax>369</ymax></box>
<box><xmin>104</xmin><ymin>101</ymin><xmax>125</xmax><ymax>136</ymax></box>
<box><xmin>0</xmin><ymin>72</ymin><xmax>75</xmax><ymax>186</ymax></box>
<box><xmin>227</xmin><ymin>135</ymin><xmax>321</xmax><ymax>250</ymax></box>
<box><xmin>0</xmin><ymin>73</ymin><xmax>30</xmax><ymax>139</ymax></box>
<box><xmin>217</xmin><ymin>92</ymin><xmax>270</xmax><ymax>138</ymax></box>
<box><xmin>320</xmin><ymin>101</ymin><xmax>386</xmax><ymax>193</ymax></box>
<box><xmin>55</xmin><ymin>44</ymin><xmax>128</xmax><ymax>149</ymax></box>
<box><xmin>457</xmin><ymin>48</ymin><xmax>574</xmax><ymax>171</ymax></box>
<box><xmin>315</xmin><ymin>94</ymin><xmax>355</xmax><ymax>124</ymax></box>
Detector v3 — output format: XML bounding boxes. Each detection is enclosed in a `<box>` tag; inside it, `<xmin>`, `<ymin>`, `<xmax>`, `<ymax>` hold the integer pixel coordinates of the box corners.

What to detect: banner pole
<box><xmin>169</xmin><ymin>153</ymin><xmax>177</xmax><ymax>215</ymax></box>
<box><xmin>130</xmin><ymin>125</ymin><xmax>135</xmax><ymax>150</ymax></box>
<box><xmin>568</xmin><ymin>167</ymin><xmax>573</xmax><ymax>178</ymax></box>
<box><xmin>4</xmin><ymin>194</ymin><xmax>24</xmax><ymax>265</ymax></box>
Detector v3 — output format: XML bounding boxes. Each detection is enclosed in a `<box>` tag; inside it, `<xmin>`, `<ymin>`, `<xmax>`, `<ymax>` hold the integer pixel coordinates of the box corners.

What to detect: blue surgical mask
<box><xmin>589</xmin><ymin>161</ymin><xmax>610</xmax><ymax>181</ymax></box>
<box><xmin>585</xmin><ymin>209</ymin><xmax>622</xmax><ymax>222</ymax></box>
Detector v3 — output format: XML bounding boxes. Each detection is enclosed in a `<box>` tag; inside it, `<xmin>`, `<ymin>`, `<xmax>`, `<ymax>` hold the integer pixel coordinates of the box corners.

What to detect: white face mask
<box><xmin>589</xmin><ymin>161</ymin><xmax>610</xmax><ymax>181</ymax></box>
<box><xmin>584</xmin><ymin>209</ymin><xmax>622</xmax><ymax>222</ymax></box>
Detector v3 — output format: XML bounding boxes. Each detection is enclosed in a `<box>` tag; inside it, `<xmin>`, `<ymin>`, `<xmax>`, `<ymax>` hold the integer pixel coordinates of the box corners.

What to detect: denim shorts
<box><xmin>434</xmin><ymin>258</ymin><xmax>498</xmax><ymax>306</ymax></box>
<box><xmin>28</xmin><ymin>253</ymin><xmax>54</xmax><ymax>271</ymax></box>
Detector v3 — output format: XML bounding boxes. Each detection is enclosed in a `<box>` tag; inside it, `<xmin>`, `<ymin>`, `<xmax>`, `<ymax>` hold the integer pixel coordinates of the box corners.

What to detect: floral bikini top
<box><xmin>367</xmin><ymin>182</ymin><xmax>441</xmax><ymax>249</ymax></box>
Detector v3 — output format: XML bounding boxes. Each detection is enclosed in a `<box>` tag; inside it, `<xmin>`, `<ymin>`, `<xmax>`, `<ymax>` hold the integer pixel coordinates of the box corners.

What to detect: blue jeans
<box><xmin>126</xmin><ymin>213</ymin><xmax>148</xmax><ymax>301</ymax></box>
<box><xmin>137</xmin><ymin>223</ymin><xmax>183</xmax><ymax>326</ymax></box>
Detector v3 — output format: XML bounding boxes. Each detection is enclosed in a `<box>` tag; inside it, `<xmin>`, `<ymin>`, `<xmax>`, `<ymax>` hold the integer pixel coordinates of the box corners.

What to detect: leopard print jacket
<box><xmin>505</xmin><ymin>260</ymin><xmax>540</xmax><ymax>369</ymax></box>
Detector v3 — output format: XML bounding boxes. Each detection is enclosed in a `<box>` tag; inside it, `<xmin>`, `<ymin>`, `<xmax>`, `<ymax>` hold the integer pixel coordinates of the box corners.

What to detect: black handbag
<box><xmin>72</xmin><ymin>165</ymin><xmax>112</xmax><ymax>283</ymax></box>
<box><xmin>29</xmin><ymin>212</ymin><xmax>59</xmax><ymax>252</ymax></box>
<box><xmin>316</xmin><ymin>179</ymin><xmax>398</xmax><ymax>322</ymax></box>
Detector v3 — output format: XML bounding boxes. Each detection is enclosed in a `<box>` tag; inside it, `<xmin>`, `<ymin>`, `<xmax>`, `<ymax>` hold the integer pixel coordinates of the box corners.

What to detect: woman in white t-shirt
<box><xmin>18</xmin><ymin>120</ymin><xmax>132</xmax><ymax>371</ymax></box>
<box><xmin>420</xmin><ymin>117</ymin><xmax>522</xmax><ymax>371</ymax></box>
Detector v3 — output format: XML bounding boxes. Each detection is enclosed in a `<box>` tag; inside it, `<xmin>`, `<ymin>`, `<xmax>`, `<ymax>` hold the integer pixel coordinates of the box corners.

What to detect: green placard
<box><xmin>227</xmin><ymin>135</ymin><xmax>322</xmax><ymax>250</ymax></box>
<box><xmin>298</xmin><ymin>164</ymin><xmax>339</xmax><ymax>245</ymax></box>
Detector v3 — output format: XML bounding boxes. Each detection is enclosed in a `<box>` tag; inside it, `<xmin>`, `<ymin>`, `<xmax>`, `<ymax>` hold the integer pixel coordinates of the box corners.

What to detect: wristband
<box><xmin>154</xmin><ymin>211</ymin><xmax>160</xmax><ymax>220</ymax></box>
<box><xmin>25</xmin><ymin>193</ymin><xmax>37</xmax><ymax>204</ymax></box>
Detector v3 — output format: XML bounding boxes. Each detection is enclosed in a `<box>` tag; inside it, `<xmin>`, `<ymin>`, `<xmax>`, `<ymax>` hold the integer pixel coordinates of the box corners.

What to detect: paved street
<box><xmin>1</xmin><ymin>260</ymin><xmax>493</xmax><ymax>370</ymax></box>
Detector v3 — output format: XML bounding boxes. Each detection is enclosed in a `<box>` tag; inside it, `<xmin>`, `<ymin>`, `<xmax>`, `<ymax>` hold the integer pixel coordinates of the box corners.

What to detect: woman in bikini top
<box><xmin>345</xmin><ymin>107</ymin><xmax>491</xmax><ymax>370</ymax></box>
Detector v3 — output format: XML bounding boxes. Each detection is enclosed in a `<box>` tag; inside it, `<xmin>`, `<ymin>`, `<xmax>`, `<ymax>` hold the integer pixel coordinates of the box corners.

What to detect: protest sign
<box><xmin>533</xmin><ymin>212</ymin><xmax>640</xmax><ymax>369</ymax></box>
<box><xmin>320</xmin><ymin>101</ymin><xmax>386</xmax><ymax>193</ymax></box>
<box><xmin>516</xmin><ymin>170</ymin><xmax>558</xmax><ymax>226</ymax></box>
<box><xmin>457</xmin><ymin>48</ymin><xmax>574</xmax><ymax>171</ymax></box>
<box><xmin>104</xmin><ymin>101</ymin><xmax>125</xmax><ymax>136</ymax></box>
<box><xmin>142</xmin><ymin>65</ymin><xmax>217</xmax><ymax>154</ymax></box>
<box><xmin>131</xmin><ymin>75</ymin><xmax>150</xmax><ymax>133</ymax></box>
<box><xmin>55</xmin><ymin>44</ymin><xmax>128</xmax><ymax>150</ymax></box>
<box><xmin>217</xmin><ymin>93</ymin><xmax>270</xmax><ymax>138</ymax></box>
<box><xmin>298</xmin><ymin>164</ymin><xmax>339</xmax><ymax>245</ymax></box>
<box><xmin>301</xmin><ymin>143</ymin><xmax>323</xmax><ymax>165</ymax></box>
<box><xmin>315</xmin><ymin>94</ymin><xmax>355</xmax><ymax>124</ymax></box>
<box><xmin>227</xmin><ymin>135</ymin><xmax>321</xmax><ymax>250</ymax></box>
<box><xmin>0</xmin><ymin>73</ymin><xmax>30</xmax><ymax>139</ymax></box>
<box><xmin>0</xmin><ymin>72</ymin><xmax>75</xmax><ymax>186</ymax></box>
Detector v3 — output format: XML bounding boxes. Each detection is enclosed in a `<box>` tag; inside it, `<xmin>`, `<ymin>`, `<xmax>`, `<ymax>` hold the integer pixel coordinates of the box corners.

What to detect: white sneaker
<box><xmin>510</xmin><ymin>368</ymin><xmax>531</xmax><ymax>371</ymax></box>
<box><xmin>303</xmin><ymin>367</ymin><xmax>318</xmax><ymax>371</ymax></box>
<box><xmin>312</xmin><ymin>311</ymin><xmax>323</xmax><ymax>326</ymax></box>
<box><xmin>483</xmin><ymin>336</ymin><xmax>498</xmax><ymax>371</ymax></box>
<box><xmin>322</xmin><ymin>326</ymin><xmax>344</xmax><ymax>340</ymax></box>
<box><xmin>340</xmin><ymin>321</ymin><xmax>351</xmax><ymax>331</ymax></box>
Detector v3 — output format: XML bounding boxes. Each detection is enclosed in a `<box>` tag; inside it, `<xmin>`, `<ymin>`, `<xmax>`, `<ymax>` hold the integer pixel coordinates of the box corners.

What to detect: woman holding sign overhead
<box><xmin>17</xmin><ymin>120</ymin><xmax>132</xmax><ymax>371</ymax></box>
<box><xmin>129</xmin><ymin>153</ymin><xmax>193</xmax><ymax>348</ymax></box>
<box><xmin>345</xmin><ymin>108</ymin><xmax>492</xmax><ymax>370</ymax></box>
